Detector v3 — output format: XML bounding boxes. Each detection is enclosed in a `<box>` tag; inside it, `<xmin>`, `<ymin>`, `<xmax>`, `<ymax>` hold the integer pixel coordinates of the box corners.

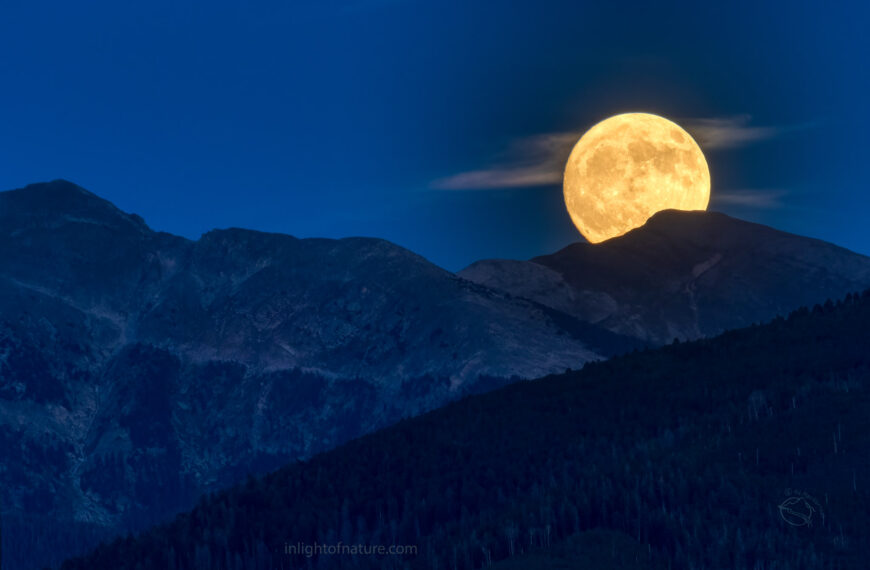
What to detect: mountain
<box><xmin>0</xmin><ymin>180</ymin><xmax>636</xmax><ymax>570</ymax></box>
<box><xmin>460</xmin><ymin>210</ymin><xmax>870</xmax><ymax>343</ymax></box>
<box><xmin>60</xmin><ymin>291</ymin><xmax>870</xmax><ymax>570</ymax></box>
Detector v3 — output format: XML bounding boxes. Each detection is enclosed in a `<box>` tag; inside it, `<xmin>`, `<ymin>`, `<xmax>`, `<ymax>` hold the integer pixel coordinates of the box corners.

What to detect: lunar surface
<box><xmin>563</xmin><ymin>113</ymin><xmax>710</xmax><ymax>243</ymax></box>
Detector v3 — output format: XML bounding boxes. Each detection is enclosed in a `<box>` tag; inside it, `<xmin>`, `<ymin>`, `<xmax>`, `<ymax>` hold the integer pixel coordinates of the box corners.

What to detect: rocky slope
<box><xmin>461</xmin><ymin>210</ymin><xmax>870</xmax><ymax>343</ymax></box>
<box><xmin>0</xmin><ymin>180</ymin><xmax>635</xmax><ymax>569</ymax></box>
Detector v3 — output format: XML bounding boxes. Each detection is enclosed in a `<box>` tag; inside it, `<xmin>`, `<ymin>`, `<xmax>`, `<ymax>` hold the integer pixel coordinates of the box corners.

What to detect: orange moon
<box><xmin>563</xmin><ymin>113</ymin><xmax>710</xmax><ymax>243</ymax></box>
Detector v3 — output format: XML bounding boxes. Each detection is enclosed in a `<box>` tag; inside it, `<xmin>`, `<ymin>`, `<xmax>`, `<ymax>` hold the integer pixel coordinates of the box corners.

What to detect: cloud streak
<box><xmin>431</xmin><ymin>115</ymin><xmax>804</xmax><ymax>191</ymax></box>
<box><xmin>711</xmin><ymin>189</ymin><xmax>788</xmax><ymax>209</ymax></box>
<box><xmin>680</xmin><ymin>115</ymin><xmax>785</xmax><ymax>150</ymax></box>
<box><xmin>430</xmin><ymin>132</ymin><xmax>579</xmax><ymax>190</ymax></box>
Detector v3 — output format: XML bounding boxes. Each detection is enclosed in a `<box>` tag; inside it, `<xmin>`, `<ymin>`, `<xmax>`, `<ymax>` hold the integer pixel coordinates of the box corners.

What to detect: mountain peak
<box><xmin>618</xmin><ymin>209</ymin><xmax>776</xmax><ymax>244</ymax></box>
<box><xmin>558</xmin><ymin>209</ymin><xmax>851</xmax><ymax>259</ymax></box>
<box><xmin>0</xmin><ymin>179</ymin><xmax>149</xmax><ymax>233</ymax></box>
<box><xmin>461</xmin><ymin>210</ymin><xmax>870</xmax><ymax>343</ymax></box>
<box><xmin>5</xmin><ymin>179</ymin><xmax>104</xmax><ymax>207</ymax></box>
<box><xmin>643</xmin><ymin>207</ymin><xmax>730</xmax><ymax>226</ymax></box>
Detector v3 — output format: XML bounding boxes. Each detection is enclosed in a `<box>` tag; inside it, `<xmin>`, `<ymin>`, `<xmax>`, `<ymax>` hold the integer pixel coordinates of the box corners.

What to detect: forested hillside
<box><xmin>62</xmin><ymin>291</ymin><xmax>870</xmax><ymax>569</ymax></box>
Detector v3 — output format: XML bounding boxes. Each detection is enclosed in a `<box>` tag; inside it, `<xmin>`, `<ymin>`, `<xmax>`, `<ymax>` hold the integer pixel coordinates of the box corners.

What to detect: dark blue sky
<box><xmin>1</xmin><ymin>1</ymin><xmax>868</xmax><ymax>270</ymax></box>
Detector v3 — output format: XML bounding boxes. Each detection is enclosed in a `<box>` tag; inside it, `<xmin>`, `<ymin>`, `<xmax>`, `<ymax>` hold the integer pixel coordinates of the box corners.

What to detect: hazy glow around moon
<box><xmin>563</xmin><ymin>113</ymin><xmax>710</xmax><ymax>243</ymax></box>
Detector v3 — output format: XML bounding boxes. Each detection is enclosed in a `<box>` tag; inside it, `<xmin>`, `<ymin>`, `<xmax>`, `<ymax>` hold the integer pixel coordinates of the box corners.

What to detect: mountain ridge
<box><xmin>461</xmin><ymin>208</ymin><xmax>870</xmax><ymax>343</ymax></box>
<box><xmin>0</xmin><ymin>180</ymin><xmax>635</xmax><ymax>570</ymax></box>
<box><xmin>5</xmin><ymin>180</ymin><xmax>870</xmax><ymax>569</ymax></box>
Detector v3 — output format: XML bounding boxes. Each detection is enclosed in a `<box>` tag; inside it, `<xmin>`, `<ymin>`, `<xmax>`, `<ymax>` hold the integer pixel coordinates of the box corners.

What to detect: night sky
<box><xmin>1</xmin><ymin>1</ymin><xmax>867</xmax><ymax>270</ymax></box>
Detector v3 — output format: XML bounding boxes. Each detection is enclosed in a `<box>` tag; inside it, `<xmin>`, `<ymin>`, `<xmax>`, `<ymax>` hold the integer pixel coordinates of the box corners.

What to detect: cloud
<box><xmin>430</xmin><ymin>115</ymin><xmax>807</xmax><ymax>191</ymax></box>
<box><xmin>680</xmin><ymin>115</ymin><xmax>785</xmax><ymax>150</ymax></box>
<box><xmin>711</xmin><ymin>189</ymin><xmax>788</xmax><ymax>208</ymax></box>
<box><xmin>430</xmin><ymin>132</ymin><xmax>580</xmax><ymax>190</ymax></box>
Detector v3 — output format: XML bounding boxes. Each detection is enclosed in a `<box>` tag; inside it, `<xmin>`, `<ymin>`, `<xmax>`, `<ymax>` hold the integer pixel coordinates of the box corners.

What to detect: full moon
<box><xmin>563</xmin><ymin>113</ymin><xmax>710</xmax><ymax>243</ymax></box>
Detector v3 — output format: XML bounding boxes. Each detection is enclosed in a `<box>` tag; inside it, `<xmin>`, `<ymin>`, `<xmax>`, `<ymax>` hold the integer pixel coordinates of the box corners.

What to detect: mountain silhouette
<box><xmin>461</xmin><ymin>209</ymin><xmax>870</xmax><ymax>343</ymax></box>
<box><xmin>0</xmin><ymin>180</ymin><xmax>634</xmax><ymax>569</ymax></box>
<box><xmin>4</xmin><ymin>180</ymin><xmax>869</xmax><ymax>569</ymax></box>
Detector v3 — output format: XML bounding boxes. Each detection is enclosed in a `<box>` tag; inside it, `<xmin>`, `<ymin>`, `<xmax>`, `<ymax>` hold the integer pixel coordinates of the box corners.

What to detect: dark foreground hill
<box><xmin>461</xmin><ymin>210</ymin><xmax>870</xmax><ymax>343</ymax></box>
<box><xmin>62</xmin><ymin>290</ymin><xmax>870</xmax><ymax>569</ymax></box>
